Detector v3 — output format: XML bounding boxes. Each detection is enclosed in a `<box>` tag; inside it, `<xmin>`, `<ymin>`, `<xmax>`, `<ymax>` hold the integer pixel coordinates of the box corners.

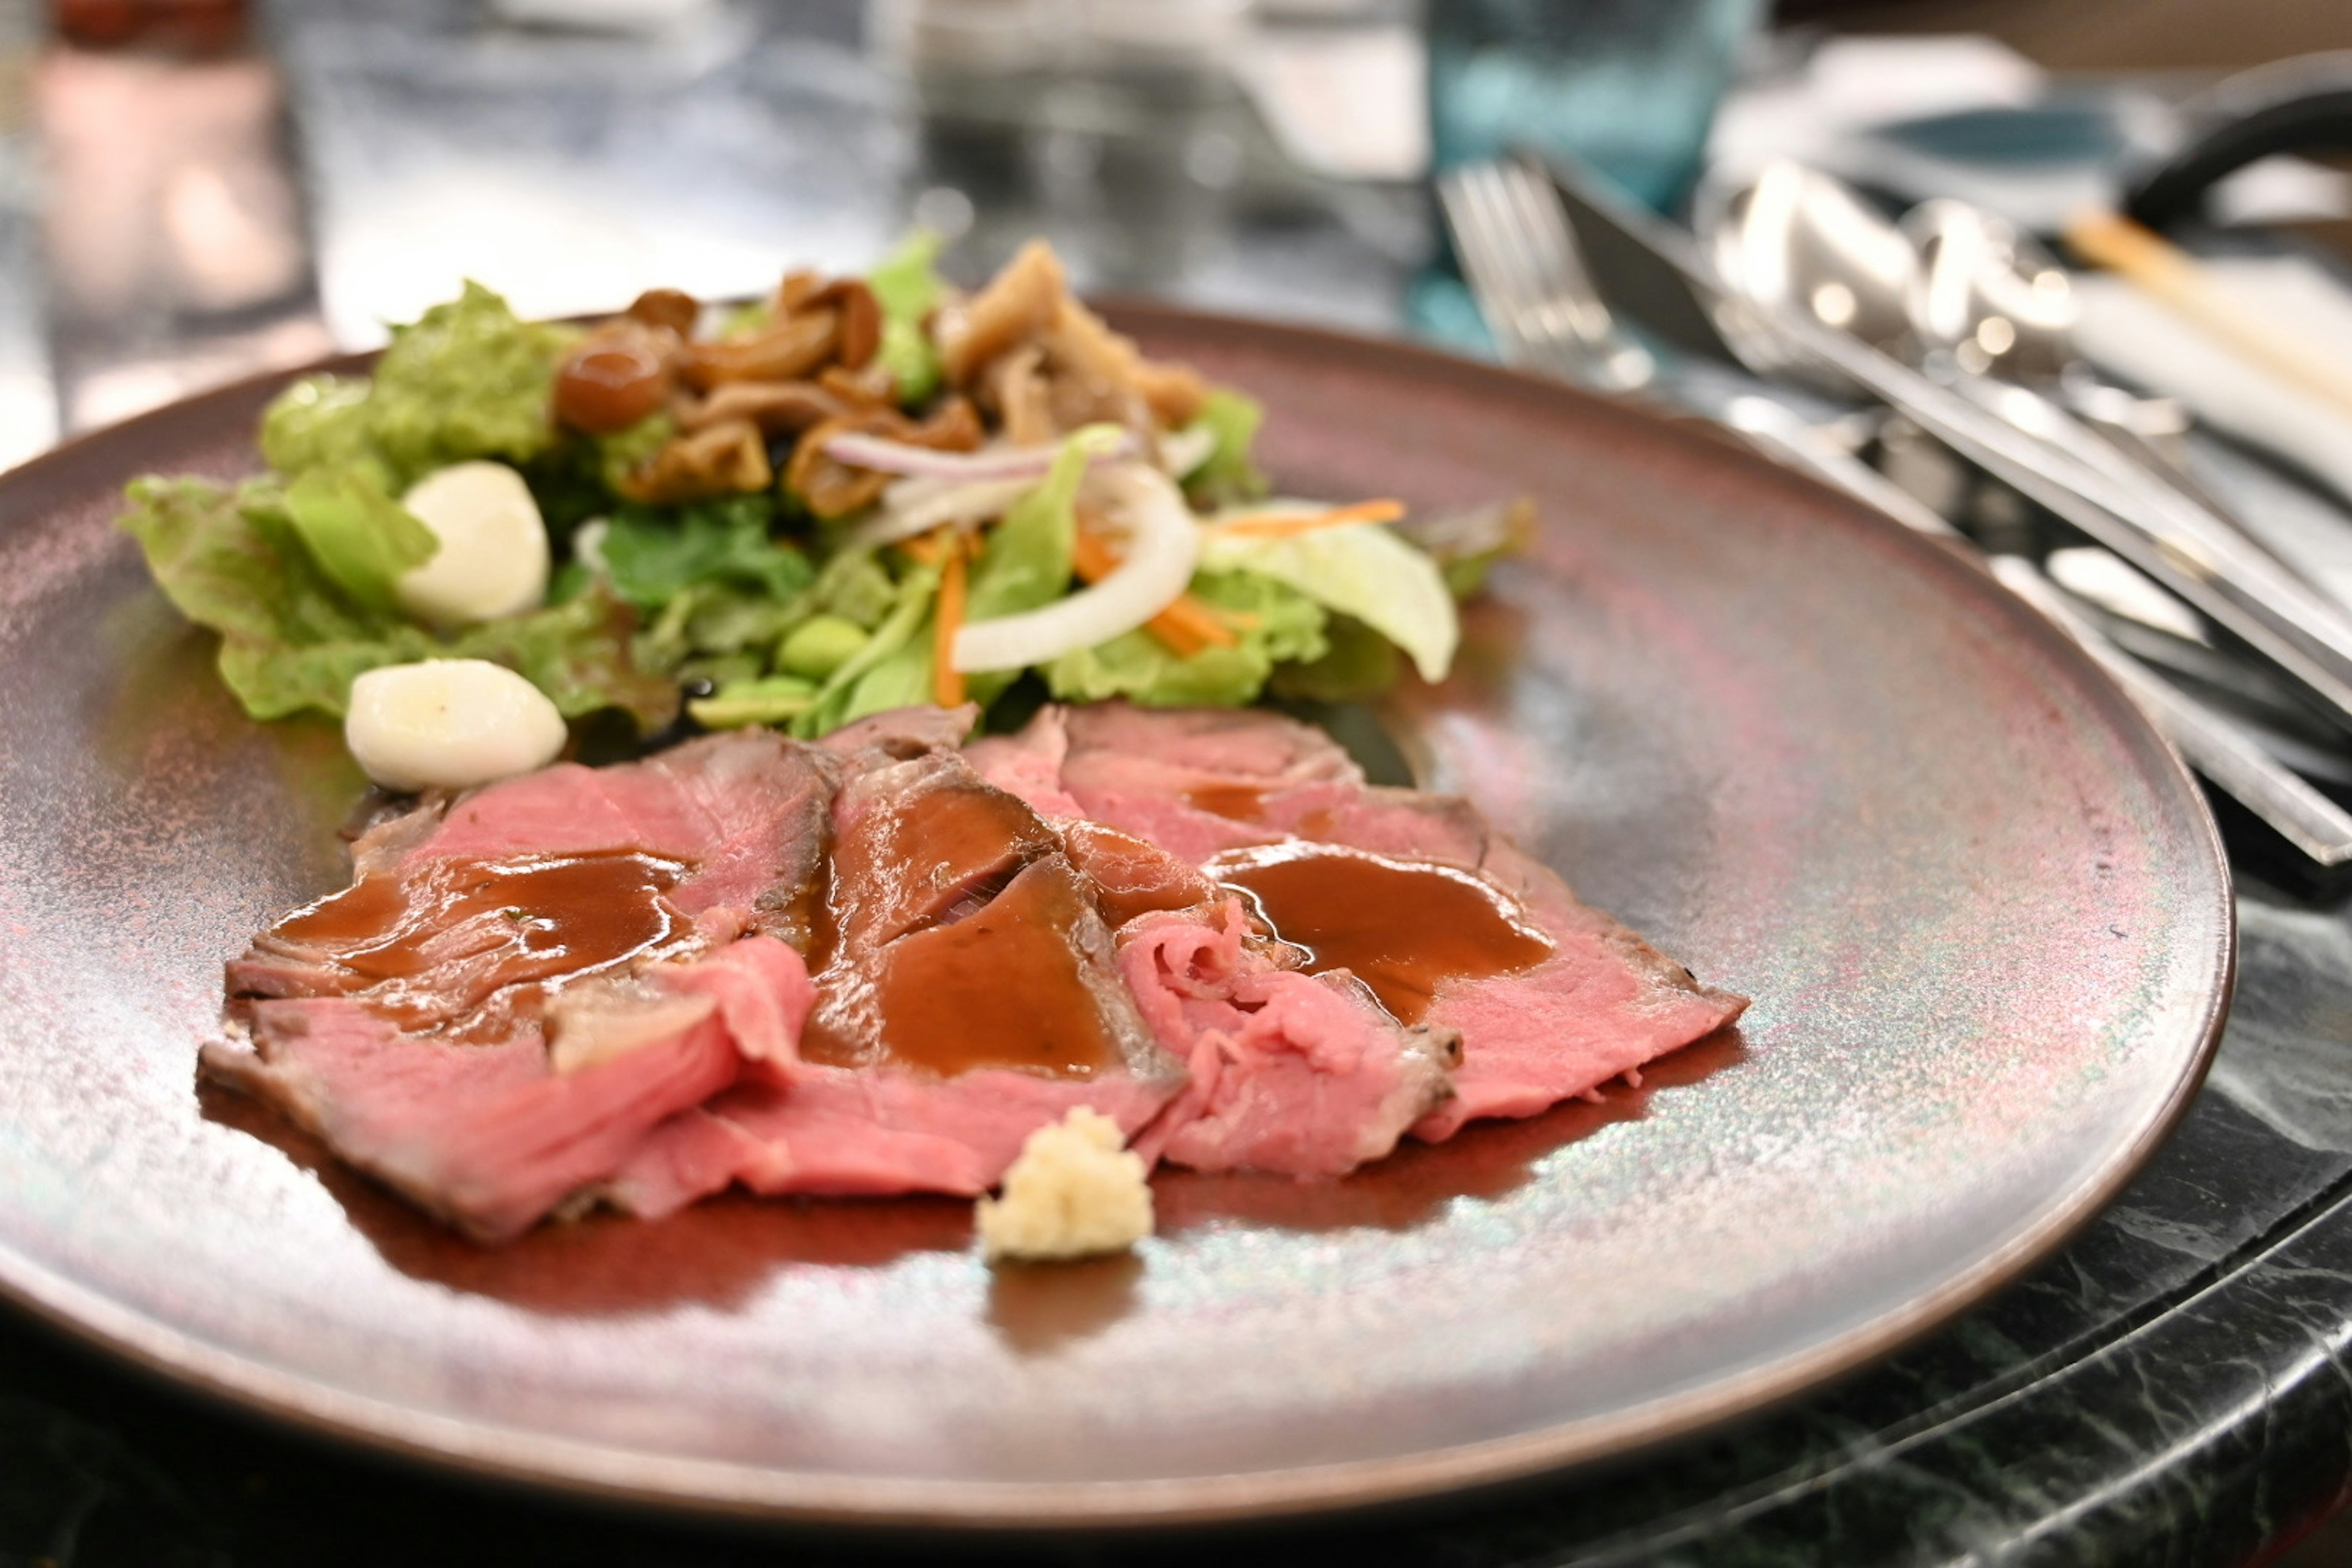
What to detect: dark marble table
<box><xmin>10</xmin><ymin>7</ymin><xmax>2352</xmax><ymax>1565</ymax></box>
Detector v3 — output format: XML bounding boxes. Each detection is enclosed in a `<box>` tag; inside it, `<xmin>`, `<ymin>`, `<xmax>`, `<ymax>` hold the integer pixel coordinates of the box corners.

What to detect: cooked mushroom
<box><xmin>937</xmin><ymin>241</ymin><xmax>1215</xmax><ymax>442</ymax></box>
<box><xmin>554</xmin><ymin>318</ymin><xmax>682</xmax><ymax>435</ymax></box>
<box><xmin>934</xmin><ymin>239</ymin><xmax>1066</xmax><ymax>388</ymax></box>
<box><xmin>981</xmin><ymin>344</ymin><xmax>1059</xmax><ymax>448</ymax></box>
<box><xmin>682</xmin><ymin>311</ymin><xmax>840</xmax><ymax>391</ymax></box>
<box><xmin>618</xmin><ymin>418</ymin><xmax>774</xmax><ymax>503</ymax></box>
<box><xmin>786</xmin><ymin>397</ymin><xmax>985</xmax><ymax>519</ymax></box>
<box><xmin>818</xmin><ymin>361</ymin><xmax>897</xmax><ymax>408</ymax></box>
<box><xmin>674</xmin><ymin>380</ymin><xmax>854</xmax><ymax>437</ymax></box>
<box><xmin>624</xmin><ymin>287</ymin><xmax>701</xmax><ymax>337</ymax></box>
<box><xmin>1131</xmin><ymin>358</ymin><xmax>1210</xmax><ymax>427</ymax></box>
<box><xmin>810</xmin><ymin>279</ymin><xmax>883</xmax><ymax>371</ymax></box>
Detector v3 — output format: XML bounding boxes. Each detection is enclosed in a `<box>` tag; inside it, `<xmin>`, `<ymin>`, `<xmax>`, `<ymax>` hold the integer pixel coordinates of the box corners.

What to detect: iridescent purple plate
<box><xmin>0</xmin><ymin>307</ymin><xmax>2231</xmax><ymax>1526</ymax></box>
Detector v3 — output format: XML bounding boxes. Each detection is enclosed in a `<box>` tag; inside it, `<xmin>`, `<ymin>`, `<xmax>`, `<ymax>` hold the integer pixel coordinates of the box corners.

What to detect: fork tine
<box><xmin>1496</xmin><ymin>160</ymin><xmax>1618</xmax><ymax>358</ymax></box>
<box><xmin>1439</xmin><ymin>166</ymin><xmax>1541</xmax><ymax>366</ymax></box>
<box><xmin>1442</xmin><ymin>158</ymin><xmax>1643</xmax><ymax>388</ymax></box>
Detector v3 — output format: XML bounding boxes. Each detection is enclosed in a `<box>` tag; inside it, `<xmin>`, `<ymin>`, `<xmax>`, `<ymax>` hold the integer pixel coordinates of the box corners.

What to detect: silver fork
<box><xmin>1439</xmin><ymin>159</ymin><xmax>1653</xmax><ymax>393</ymax></box>
<box><xmin>1438</xmin><ymin>156</ymin><xmax>2352</xmax><ymax>867</ymax></box>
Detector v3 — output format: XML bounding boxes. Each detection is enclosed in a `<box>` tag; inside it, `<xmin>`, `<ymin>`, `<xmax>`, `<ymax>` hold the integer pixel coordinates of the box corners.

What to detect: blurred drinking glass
<box><xmin>872</xmin><ymin>0</ymin><xmax>1252</xmax><ymax>290</ymax></box>
<box><xmin>1427</xmin><ymin>0</ymin><xmax>1767</xmax><ymax>214</ymax></box>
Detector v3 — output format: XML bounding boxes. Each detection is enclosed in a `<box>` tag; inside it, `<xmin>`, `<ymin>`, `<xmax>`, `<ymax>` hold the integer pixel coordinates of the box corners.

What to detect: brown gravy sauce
<box><xmin>1185</xmin><ymin>782</ymin><xmax>1267</xmax><ymax>822</ymax></box>
<box><xmin>1207</xmin><ymin>843</ymin><xmax>1552</xmax><ymax>1023</ymax></box>
<box><xmin>271</xmin><ymin>851</ymin><xmax>692</xmax><ymax>1034</ymax></box>
<box><xmin>800</xmin><ymin>858</ymin><xmax>1125</xmax><ymax>1078</ymax></box>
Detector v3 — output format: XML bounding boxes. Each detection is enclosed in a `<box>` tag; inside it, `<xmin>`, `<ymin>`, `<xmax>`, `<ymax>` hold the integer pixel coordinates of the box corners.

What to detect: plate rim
<box><xmin>0</xmin><ymin>303</ymin><xmax>2237</xmax><ymax>1529</ymax></box>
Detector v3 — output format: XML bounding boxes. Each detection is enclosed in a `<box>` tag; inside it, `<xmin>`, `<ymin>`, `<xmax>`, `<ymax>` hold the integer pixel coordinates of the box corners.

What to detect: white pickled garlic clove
<box><xmin>344</xmin><ymin>660</ymin><xmax>567</xmax><ymax>793</ymax></box>
<box><xmin>395</xmin><ymin>461</ymin><xmax>549</xmax><ymax>628</ymax></box>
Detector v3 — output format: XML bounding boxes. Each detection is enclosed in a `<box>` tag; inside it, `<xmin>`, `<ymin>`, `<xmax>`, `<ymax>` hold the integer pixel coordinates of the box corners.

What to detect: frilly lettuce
<box><xmin>591</xmin><ymin>496</ymin><xmax>815</xmax><ymax>613</ymax></box>
<box><xmin>118</xmin><ymin>475</ymin><xmax>674</xmax><ymax>731</ymax></box>
<box><xmin>868</xmin><ymin>229</ymin><xmax>946</xmax><ymax>407</ymax></box>
<box><xmin>1044</xmin><ymin>570</ymin><xmax>1326</xmax><ymax>707</ymax></box>
<box><xmin>1199</xmin><ymin>517</ymin><xmax>1458</xmax><ymax>683</ymax></box>
<box><xmin>258</xmin><ymin>282</ymin><xmax>577</xmax><ymax>491</ymax></box>
<box><xmin>957</xmin><ymin>426</ymin><xmax>1110</xmax><ymax>702</ymax></box>
<box><xmin>1179</xmin><ymin>390</ymin><xmax>1271</xmax><ymax>507</ymax></box>
<box><xmin>793</xmin><ymin>559</ymin><xmax>942</xmax><ymax>738</ymax></box>
<box><xmin>282</xmin><ymin>466</ymin><xmax>437</xmax><ymax>617</ymax></box>
<box><xmin>965</xmin><ymin>429</ymin><xmax>1100</xmax><ymax>622</ymax></box>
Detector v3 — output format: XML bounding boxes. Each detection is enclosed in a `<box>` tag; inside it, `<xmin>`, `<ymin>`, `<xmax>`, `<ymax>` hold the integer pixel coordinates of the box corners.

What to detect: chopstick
<box><xmin>2064</xmin><ymin>210</ymin><xmax>2352</xmax><ymax>425</ymax></box>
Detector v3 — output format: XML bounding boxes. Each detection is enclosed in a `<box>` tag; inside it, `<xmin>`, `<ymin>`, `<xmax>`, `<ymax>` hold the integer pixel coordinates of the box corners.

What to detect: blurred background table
<box><xmin>10</xmin><ymin>1</ymin><xmax>2352</xmax><ymax>1563</ymax></box>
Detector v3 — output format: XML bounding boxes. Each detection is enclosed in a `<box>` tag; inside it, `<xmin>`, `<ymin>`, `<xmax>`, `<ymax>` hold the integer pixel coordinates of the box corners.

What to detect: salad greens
<box><xmin>261</xmin><ymin>282</ymin><xmax>579</xmax><ymax>491</ymax></box>
<box><xmin>281</xmin><ymin>466</ymin><xmax>437</xmax><ymax>617</ymax></box>
<box><xmin>118</xmin><ymin>475</ymin><xmax>673</xmax><ymax>729</ymax></box>
<box><xmin>1179</xmin><ymin>390</ymin><xmax>1271</xmax><ymax>507</ymax></box>
<box><xmin>1199</xmin><ymin>518</ymin><xmax>1458</xmax><ymax>683</ymax></box>
<box><xmin>118</xmin><ymin>243</ymin><xmax>1496</xmax><ymax>758</ymax></box>
<box><xmin>867</xmin><ymin>229</ymin><xmax>948</xmax><ymax>408</ymax></box>
<box><xmin>584</xmin><ymin>496</ymin><xmax>815</xmax><ymax>613</ymax></box>
<box><xmin>1044</xmin><ymin>570</ymin><xmax>1328</xmax><ymax>707</ymax></box>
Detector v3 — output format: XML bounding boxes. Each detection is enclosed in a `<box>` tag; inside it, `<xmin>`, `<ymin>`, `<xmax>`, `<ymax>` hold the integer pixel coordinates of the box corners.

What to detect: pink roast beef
<box><xmin>972</xmin><ymin>703</ymin><xmax>1747</xmax><ymax>1144</ymax></box>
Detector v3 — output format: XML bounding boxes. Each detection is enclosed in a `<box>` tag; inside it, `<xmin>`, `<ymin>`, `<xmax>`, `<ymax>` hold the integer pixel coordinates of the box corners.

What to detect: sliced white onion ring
<box><xmin>821</xmin><ymin>429</ymin><xmax>1137</xmax><ymax>483</ymax></box>
<box><xmin>1155</xmin><ymin>423</ymin><xmax>1217</xmax><ymax>480</ymax></box>
<box><xmin>951</xmin><ymin>462</ymin><xmax>1200</xmax><ymax>674</ymax></box>
<box><xmin>844</xmin><ymin>474</ymin><xmax>1038</xmax><ymax>551</ymax></box>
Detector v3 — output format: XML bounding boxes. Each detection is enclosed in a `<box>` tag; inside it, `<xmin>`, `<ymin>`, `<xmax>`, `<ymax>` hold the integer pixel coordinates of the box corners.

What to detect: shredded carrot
<box><xmin>931</xmin><ymin>531</ymin><xmax>967</xmax><ymax>707</ymax></box>
<box><xmin>898</xmin><ymin>531</ymin><xmax>941</xmax><ymax>567</ymax></box>
<box><xmin>1147</xmin><ymin>593</ymin><xmax>1238</xmax><ymax>654</ymax></box>
<box><xmin>1071</xmin><ymin>526</ymin><xmax>1239</xmax><ymax>655</ymax></box>
<box><xmin>1207</xmin><ymin>497</ymin><xmax>1407</xmax><ymax>540</ymax></box>
<box><xmin>1069</xmin><ymin>526</ymin><xmax>1119</xmax><ymax>583</ymax></box>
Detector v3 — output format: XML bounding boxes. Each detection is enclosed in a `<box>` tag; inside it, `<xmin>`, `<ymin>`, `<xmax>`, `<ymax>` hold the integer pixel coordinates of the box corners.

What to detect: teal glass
<box><xmin>1428</xmin><ymin>0</ymin><xmax>1766</xmax><ymax>214</ymax></box>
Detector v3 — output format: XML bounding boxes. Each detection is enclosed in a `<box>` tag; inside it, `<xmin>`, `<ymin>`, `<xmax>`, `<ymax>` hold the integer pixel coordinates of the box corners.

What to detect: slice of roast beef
<box><xmin>205</xmin><ymin>731</ymin><xmax>842</xmax><ymax>1237</ymax></box>
<box><xmin>978</xmin><ymin>703</ymin><xmax>1747</xmax><ymax>1144</ymax></box>
<box><xmin>225</xmin><ymin>729</ymin><xmax>837</xmax><ymax>1031</ymax></box>
<box><xmin>1119</xmin><ymin>901</ymin><xmax>1457</xmax><ymax>1178</ymax></box>
<box><xmin>202</xmin><ymin>936</ymin><xmax>812</xmax><ymax>1240</ymax></box>
<box><xmin>1408</xmin><ymin>839</ymin><xmax>1746</xmax><ymax>1140</ymax></box>
<box><xmin>1058</xmin><ymin>820</ymin><xmax>1217</xmax><ymax>927</ymax></box>
<box><xmin>818</xmin><ymin>701</ymin><xmax>979</xmax><ymax>760</ymax></box>
<box><xmin>607</xmin><ymin>731</ymin><xmax>1190</xmax><ymax>1210</ymax></box>
<box><xmin>963</xmin><ymin>706</ymin><xmax>1086</xmax><ymax>818</ymax></box>
<box><xmin>611</xmin><ymin>1065</ymin><xmax>1181</xmax><ymax>1212</ymax></box>
<box><xmin>394</xmin><ymin>728</ymin><xmax>837</xmax><ymax>943</ymax></box>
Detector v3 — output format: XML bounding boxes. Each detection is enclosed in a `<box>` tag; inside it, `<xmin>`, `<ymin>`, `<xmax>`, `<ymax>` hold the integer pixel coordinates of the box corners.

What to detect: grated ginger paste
<box><xmin>976</xmin><ymin>1107</ymin><xmax>1154</xmax><ymax>1262</ymax></box>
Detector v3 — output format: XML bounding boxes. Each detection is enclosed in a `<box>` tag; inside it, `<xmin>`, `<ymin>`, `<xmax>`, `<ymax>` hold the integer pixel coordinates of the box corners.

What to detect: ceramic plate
<box><xmin>0</xmin><ymin>307</ymin><xmax>2232</xmax><ymax>1526</ymax></box>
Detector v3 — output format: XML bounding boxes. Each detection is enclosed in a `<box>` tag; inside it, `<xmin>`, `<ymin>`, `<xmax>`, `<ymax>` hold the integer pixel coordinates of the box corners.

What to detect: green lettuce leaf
<box><xmin>450</xmin><ymin>590</ymin><xmax>677</xmax><ymax>730</ymax></box>
<box><xmin>119</xmin><ymin>475</ymin><xmax>388</xmax><ymax>658</ymax></box>
<box><xmin>1267</xmin><ymin>612</ymin><xmax>1402</xmax><ymax>704</ymax></box>
<box><xmin>258</xmin><ymin>375</ymin><xmax>377</xmax><ymax>479</ymax></box>
<box><xmin>867</xmin><ymin>228</ymin><xmax>946</xmax><ymax>406</ymax></box>
<box><xmin>258</xmin><ymin>282</ymin><xmax>578</xmax><ymax>491</ymax></box>
<box><xmin>1181</xmin><ymin>389</ymin><xmax>1271</xmax><ymax>508</ymax></box>
<box><xmin>794</xmin><ymin>561</ymin><xmax>940</xmax><ymax>737</ymax></box>
<box><xmin>1198</xmin><ymin>519</ymin><xmax>1457</xmax><ymax>682</ymax></box>
<box><xmin>1043</xmin><ymin>569</ymin><xmax>1327</xmax><ymax>707</ymax></box>
<box><xmin>965</xmin><ymin>428</ymin><xmax>1104</xmax><ymax>622</ymax></box>
<box><xmin>833</xmin><ymin>624</ymin><xmax>937</xmax><ymax>727</ymax></box>
<box><xmin>958</xmin><ymin>426</ymin><xmax>1118</xmax><ymax>704</ymax></box>
<box><xmin>117</xmin><ymin>475</ymin><xmax>673</xmax><ymax>731</ymax></box>
<box><xmin>595</xmin><ymin>495</ymin><xmax>812</xmax><ymax>612</ymax></box>
<box><xmin>809</xmin><ymin>549</ymin><xmax>900</xmax><ymax>630</ymax></box>
<box><xmin>282</xmin><ymin>466</ymin><xmax>437</xmax><ymax>617</ymax></box>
